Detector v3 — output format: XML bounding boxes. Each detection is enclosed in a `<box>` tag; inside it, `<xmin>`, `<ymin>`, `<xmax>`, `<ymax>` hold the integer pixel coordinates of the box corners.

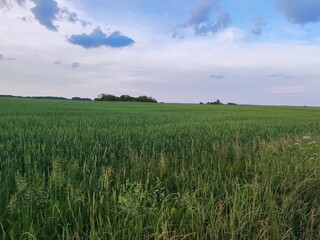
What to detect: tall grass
<box><xmin>0</xmin><ymin>97</ymin><xmax>320</xmax><ymax>239</ymax></box>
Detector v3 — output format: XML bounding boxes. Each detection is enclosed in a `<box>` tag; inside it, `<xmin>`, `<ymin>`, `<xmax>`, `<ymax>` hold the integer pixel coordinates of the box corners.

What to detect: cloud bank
<box><xmin>59</xmin><ymin>7</ymin><xmax>91</xmax><ymax>27</ymax></box>
<box><xmin>0</xmin><ymin>0</ymin><xmax>25</xmax><ymax>8</ymax></box>
<box><xmin>185</xmin><ymin>0</ymin><xmax>230</xmax><ymax>36</ymax></box>
<box><xmin>267</xmin><ymin>74</ymin><xmax>295</xmax><ymax>79</ymax></box>
<box><xmin>275</xmin><ymin>0</ymin><xmax>320</xmax><ymax>24</ymax></box>
<box><xmin>71</xmin><ymin>62</ymin><xmax>80</xmax><ymax>69</ymax></box>
<box><xmin>31</xmin><ymin>0</ymin><xmax>60</xmax><ymax>31</ymax></box>
<box><xmin>251</xmin><ymin>16</ymin><xmax>266</xmax><ymax>36</ymax></box>
<box><xmin>210</xmin><ymin>74</ymin><xmax>225</xmax><ymax>79</ymax></box>
<box><xmin>0</xmin><ymin>54</ymin><xmax>15</xmax><ymax>61</ymax></box>
<box><xmin>31</xmin><ymin>0</ymin><xmax>91</xmax><ymax>31</ymax></box>
<box><xmin>1</xmin><ymin>0</ymin><xmax>132</xmax><ymax>49</ymax></box>
<box><xmin>68</xmin><ymin>28</ymin><xmax>135</xmax><ymax>49</ymax></box>
<box><xmin>1</xmin><ymin>0</ymin><xmax>90</xmax><ymax>31</ymax></box>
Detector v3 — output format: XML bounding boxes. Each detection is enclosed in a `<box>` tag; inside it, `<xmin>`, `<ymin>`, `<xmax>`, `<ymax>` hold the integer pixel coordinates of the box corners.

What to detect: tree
<box><xmin>95</xmin><ymin>94</ymin><xmax>120</xmax><ymax>101</ymax></box>
<box><xmin>206</xmin><ymin>99</ymin><xmax>223</xmax><ymax>105</ymax></box>
<box><xmin>94</xmin><ymin>93</ymin><xmax>157</xmax><ymax>103</ymax></box>
<box><xmin>120</xmin><ymin>95</ymin><xmax>134</xmax><ymax>102</ymax></box>
<box><xmin>213</xmin><ymin>99</ymin><xmax>221</xmax><ymax>105</ymax></box>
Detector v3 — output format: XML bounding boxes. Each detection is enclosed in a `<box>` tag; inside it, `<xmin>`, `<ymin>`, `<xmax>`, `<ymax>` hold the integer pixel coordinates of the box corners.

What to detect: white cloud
<box><xmin>215</xmin><ymin>27</ymin><xmax>244</xmax><ymax>42</ymax></box>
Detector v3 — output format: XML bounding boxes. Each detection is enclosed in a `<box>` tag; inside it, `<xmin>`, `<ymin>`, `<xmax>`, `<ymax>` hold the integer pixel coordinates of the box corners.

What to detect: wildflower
<box><xmin>303</xmin><ymin>136</ymin><xmax>311</xmax><ymax>140</ymax></box>
<box><xmin>307</xmin><ymin>141</ymin><xmax>316</xmax><ymax>145</ymax></box>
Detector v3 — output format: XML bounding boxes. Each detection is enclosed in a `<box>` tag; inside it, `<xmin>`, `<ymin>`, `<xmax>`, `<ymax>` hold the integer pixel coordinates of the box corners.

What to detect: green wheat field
<box><xmin>1</xmin><ymin>97</ymin><xmax>320</xmax><ymax>239</ymax></box>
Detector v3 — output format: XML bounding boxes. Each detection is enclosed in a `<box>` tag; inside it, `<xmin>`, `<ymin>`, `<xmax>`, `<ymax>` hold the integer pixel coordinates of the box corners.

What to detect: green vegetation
<box><xmin>0</xmin><ymin>97</ymin><xmax>320</xmax><ymax>239</ymax></box>
<box><xmin>94</xmin><ymin>94</ymin><xmax>157</xmax><ymax>103</ymax></box>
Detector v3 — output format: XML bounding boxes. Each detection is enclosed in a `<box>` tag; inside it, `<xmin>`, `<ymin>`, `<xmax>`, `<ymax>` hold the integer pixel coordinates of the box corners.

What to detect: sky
<box><xmin>1</xmin><ymin>0</ymin><xmax>320</xmax><ymax>105</ymax></box>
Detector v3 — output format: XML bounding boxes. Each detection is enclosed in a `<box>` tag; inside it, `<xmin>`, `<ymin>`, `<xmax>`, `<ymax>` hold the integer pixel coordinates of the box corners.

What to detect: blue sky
<box><xmin>1</xmin><ymin>0</ymin><xmax>320</xmax><ymax>105</ymax></box>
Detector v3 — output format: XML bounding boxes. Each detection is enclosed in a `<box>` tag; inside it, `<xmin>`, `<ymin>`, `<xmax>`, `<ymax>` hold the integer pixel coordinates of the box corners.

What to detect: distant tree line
<box><xmin>94</xmin><ymin>94</ymin><xmax>158</xmax><ymax>103</ymax></box>
<box><xmin>207</xmin><ymin>99</ymin><xmax>222</xmax><ymax>105</ymax></box>
<box><xmin>0</xmin><ymin>95</ymin><xmax>92</xmax><ymax>101</ymax></box>
<box><xmin>1</xmin><ymin>94</ymin><xmax>239</xmax><ymax>105</ymax></box>
<box><xmin>200</xmin><ymin>99</ymin><xmax>238</xmax><ymax>105</ymax></box>
<box><xmin>71</xmin><ymin>97</ymin><xmax>92</xmax><ymax>101</ymax></box>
